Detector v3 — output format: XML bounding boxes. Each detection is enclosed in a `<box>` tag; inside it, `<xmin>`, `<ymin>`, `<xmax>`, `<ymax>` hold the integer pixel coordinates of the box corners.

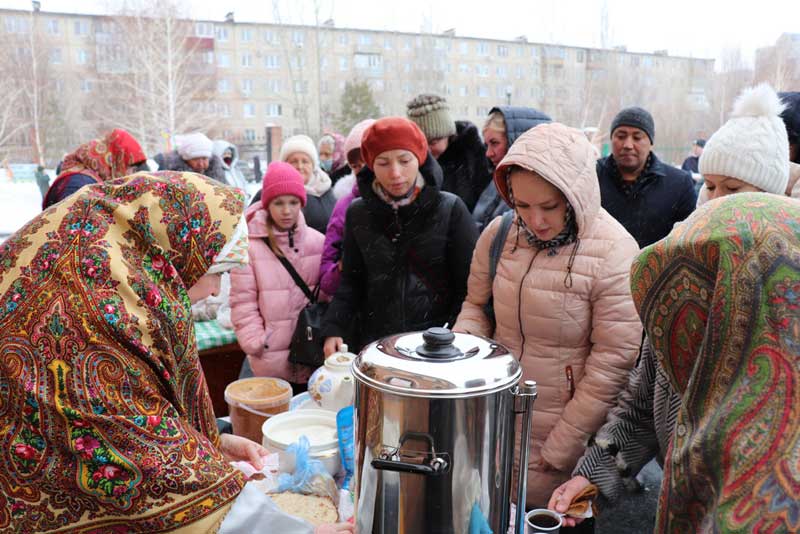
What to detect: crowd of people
<box><xmin>1</xmin><ymin>82</ymin><xmax>799</xmax><ymax>533</ymax></box>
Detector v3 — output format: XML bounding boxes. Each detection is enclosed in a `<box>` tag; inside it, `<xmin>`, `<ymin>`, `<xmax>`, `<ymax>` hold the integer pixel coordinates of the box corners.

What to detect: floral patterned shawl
<box><xmin>631</xmin><ymin>193</ymin><xmax>800</xmax><ymax>533</ymax></box>
<box><xmin>0</xmin><ymin>172</ymin><xmax>246</xmax><ymax>533</ymax></box>
<box><xmin>44</xmin><ymin>129</ymin><xmax>147</xmax><ymax>209</ymax></box>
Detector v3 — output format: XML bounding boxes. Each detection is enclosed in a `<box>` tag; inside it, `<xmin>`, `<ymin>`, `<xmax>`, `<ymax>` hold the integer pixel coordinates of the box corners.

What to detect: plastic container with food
<box><xmin>224</xmin><ymin>377</ymin><xmax>292</xmax><ymax>443</ymax></box>
<box><xmin>261</xmin><ymin>410</ymin><xmax>342</xmax><ymax>476</ymax></box>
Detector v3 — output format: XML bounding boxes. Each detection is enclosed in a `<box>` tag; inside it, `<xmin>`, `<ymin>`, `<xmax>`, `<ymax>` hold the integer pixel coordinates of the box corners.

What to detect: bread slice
<box><xmin>268</xmin><ymin>492</ymin><xmax>339</xmax><ymax>526</ymax></box>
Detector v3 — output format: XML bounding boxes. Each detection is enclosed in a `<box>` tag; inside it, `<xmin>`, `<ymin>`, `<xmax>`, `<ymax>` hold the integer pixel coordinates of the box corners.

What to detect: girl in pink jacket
<box><xmin>230</xmin><ymin>162</ymin><xmax>325</xmax><ymax>388</ymax></box>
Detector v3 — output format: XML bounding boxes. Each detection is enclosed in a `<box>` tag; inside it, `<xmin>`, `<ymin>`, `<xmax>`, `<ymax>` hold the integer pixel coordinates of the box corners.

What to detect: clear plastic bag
<box><xmin>277</xmin><ymin>436</ymin><xmax>339</xmax><ymax>504</ymax></box>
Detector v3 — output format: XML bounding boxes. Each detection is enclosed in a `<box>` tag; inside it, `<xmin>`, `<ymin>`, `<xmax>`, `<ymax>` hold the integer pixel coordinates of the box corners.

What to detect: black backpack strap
<box><xmin>262</xmin><ymin>238</ymin><xmax>317</xmax><ymax>304</ymax></box>
<box><xmin>488</xmin><ymin>210</ymin><xmax>514</xmax><ymax>282</ymax></box>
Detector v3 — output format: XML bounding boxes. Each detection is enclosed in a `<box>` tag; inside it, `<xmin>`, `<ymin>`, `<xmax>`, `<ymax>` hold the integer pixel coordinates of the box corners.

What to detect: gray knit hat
<box><xmin>406</xmin><ymin>94</ymin><xmax>457</xmax><ymax>140</ymax></box>
<box><xmin>611</xmin><ymin>106</ymin><xmax>655</xmax><ymax>143</ymax></box>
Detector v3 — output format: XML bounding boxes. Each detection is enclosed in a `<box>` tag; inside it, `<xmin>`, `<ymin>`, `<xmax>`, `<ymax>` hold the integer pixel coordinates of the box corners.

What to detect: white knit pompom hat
<box><xmin>279</xmin><ymin>134</ymin><xmax>319</xmax><ymax>168</ymax></box>
<box><xmin>699</xmin><ymin>83</ymin><xmax>790</xmax><ymax>195</ymax></box>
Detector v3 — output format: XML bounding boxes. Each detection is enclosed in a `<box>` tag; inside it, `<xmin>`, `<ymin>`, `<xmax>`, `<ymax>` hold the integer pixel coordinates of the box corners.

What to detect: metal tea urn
<box><xmin>352</xmin><ymin>327</ymin><xmax>537</xmax><ymax>534</ymax></box>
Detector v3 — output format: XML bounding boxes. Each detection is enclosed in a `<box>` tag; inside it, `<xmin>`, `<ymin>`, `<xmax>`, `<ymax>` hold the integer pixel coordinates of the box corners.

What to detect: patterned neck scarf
<box><xmin>610</xmin><ymin>152</ymin><xmax>653</xmax><ymax>196</ymax></box>
<box><xmin>207</xmin><ymin>213</ymin><xmax>249</xmax><ymax>274</ymax></box>
<box><xmin>631</xmin><ymin>193</ymin><xmax>800</xmax><ymax>533</ymax></box>
<box><xmin>371</xmin><ymin>172</ymin><xmax>426</xmax><ymax>210</ymax></box>
<box><xmin>0</xmin><ymin>172</ymin><xmax>246</xmax><ymax>532</ymax></box>
<box><xmin>506</xmin><ymin>173</ymin><xmax>578</xmax><ymax>256</ymax></box>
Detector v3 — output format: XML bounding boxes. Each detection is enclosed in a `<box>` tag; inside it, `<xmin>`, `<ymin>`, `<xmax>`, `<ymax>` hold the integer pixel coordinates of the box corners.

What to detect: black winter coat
<box><xmin>249</xmin><ymin>187</ymin><xmax>336</xmax><ymax>235</ymax></box>
<box><xmin>321</xmin><ymin>155</ymin><xmax>479</xmax><ymax>349</ymax></box>
<box><xmin>472</xmin><ymin>106</ymin><xmax>552</xmax><ymax>231</ymax></box>
<box><xmin>438</xmin><ymin>121</ymin><xmax>493</xmax><ymax>212</ymax></box>
<box><xmin>153</xmin><ymin>150</ymin><xmax>227</xmax><ymax>184</ymax></box>
<box><xmin>597</xmin><ymin>153</ymin><xmax>697</xmax><ymax>248</ymax></box>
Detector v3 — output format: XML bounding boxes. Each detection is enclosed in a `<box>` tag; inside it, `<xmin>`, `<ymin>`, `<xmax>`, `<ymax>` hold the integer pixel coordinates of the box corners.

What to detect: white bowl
<box><xmin>261</xmin><ymin>409</ymin><xmax>341</xmax><ymax>476</ymax></box>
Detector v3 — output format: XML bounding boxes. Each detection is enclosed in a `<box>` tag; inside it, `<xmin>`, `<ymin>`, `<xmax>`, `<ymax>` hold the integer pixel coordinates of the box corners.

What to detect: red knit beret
<box><xmin>261</xmin><ymin>161</ymin><xmax>307</xmax><ymax>209</ymax></box>
<box><xmin>360</xmin><ymin>117</ymin><xmax>429</xmax><ymax>169</ymax></box>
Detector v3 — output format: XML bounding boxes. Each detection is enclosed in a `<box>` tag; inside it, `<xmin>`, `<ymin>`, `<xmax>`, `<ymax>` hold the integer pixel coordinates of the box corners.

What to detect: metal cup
<box><xmin>525</xmin><ymin>508</ymin><xmax>563</xmax><ymax>533</ymax></box>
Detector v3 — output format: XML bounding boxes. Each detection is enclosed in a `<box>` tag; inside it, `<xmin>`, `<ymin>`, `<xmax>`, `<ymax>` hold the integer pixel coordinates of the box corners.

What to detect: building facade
<box><xmin>0</xmin><ymin>8</ymin><xmax>714</xmax><ymax>165</ymax></box>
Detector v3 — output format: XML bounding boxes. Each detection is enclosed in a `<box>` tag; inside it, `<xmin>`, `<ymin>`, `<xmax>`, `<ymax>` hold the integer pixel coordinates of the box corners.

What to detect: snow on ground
<box><xmin>0</xmin><ymin>181</ymin><xmax>44</xmax><ymax>241</ymax></box>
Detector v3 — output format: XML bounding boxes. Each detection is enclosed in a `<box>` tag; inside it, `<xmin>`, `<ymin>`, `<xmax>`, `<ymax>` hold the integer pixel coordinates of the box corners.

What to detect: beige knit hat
<box><xmin>700</xmin><ymin>84</ymin><xmax>789</xmax><ymax>195</ymax></box>
<box><xmin>406</xmin><ymin>94</ymin><xmax>456</xmax><ymax>140</ymax></box>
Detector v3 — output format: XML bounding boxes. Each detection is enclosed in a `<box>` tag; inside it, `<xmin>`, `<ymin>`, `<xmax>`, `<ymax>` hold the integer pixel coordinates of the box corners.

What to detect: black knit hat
<box><xmin>779</xmin><ymin>92</ymin><xmax>800</xmax><ymax>145</ymax></box>
<box><xmin>611</xmin><ymin>106</ymin><xmax>655</xmax><ymax>143</ymax></box>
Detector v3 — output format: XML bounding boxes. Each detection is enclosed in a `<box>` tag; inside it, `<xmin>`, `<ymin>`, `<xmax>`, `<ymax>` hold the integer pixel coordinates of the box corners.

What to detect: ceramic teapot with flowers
<box><xmin>307</xmin><ymin>344</ymin><xmax>357</xmax><ymax>412</ymax></box>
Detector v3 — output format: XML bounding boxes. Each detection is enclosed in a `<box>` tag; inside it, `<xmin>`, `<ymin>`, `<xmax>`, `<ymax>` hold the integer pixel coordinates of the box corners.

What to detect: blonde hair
<box><xmin>482</xmin><ymin>111</ymin><xmax>506</xmax><ymax>135</ymax></box>
<box><xmin>264</xmin><ymin>220</ymin><xmax>284</xmax><ymax>258</ymax></box>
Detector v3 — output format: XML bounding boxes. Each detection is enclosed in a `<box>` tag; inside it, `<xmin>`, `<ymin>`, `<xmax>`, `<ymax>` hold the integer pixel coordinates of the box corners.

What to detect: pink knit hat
<box><xmin>343</xmin><ymin>119</ymin><xmax>376</xmax><ymax>156</ymax></box>
<box><xmin>261</xmin><ymin>161</ymin><xmax>307</xmax><ymax>209</ymax></box>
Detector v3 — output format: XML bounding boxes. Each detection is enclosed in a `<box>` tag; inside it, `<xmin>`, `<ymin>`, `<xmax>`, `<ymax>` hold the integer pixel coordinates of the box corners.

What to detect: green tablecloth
<box><xmin>194</xmin><ymin>319</ymin><xmax>238</xmax><ymax>351</ymax></box>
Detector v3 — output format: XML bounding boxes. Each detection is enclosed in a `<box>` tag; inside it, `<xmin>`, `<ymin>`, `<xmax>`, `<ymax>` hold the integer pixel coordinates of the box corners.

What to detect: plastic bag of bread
<box><xmin>268</xmin><ymin>492</ymin><xmax>338</xmax><ymax>526</ymax></box>
<box><xmin>276</xmin><ymin>436</ymin><xmax>338</xmax><ymax>504</ymax></box>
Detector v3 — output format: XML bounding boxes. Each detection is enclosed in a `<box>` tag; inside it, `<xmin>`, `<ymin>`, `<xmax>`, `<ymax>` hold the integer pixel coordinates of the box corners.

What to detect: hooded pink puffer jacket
<box><xmin>230</xmin><ymin>204</ymin><xmax>325</xmax><ymax>382</ymax></box>
<box><xmin>455</xmin><ymin>122</ymin><xmax>642</xmax><ymax>507</ymax></box>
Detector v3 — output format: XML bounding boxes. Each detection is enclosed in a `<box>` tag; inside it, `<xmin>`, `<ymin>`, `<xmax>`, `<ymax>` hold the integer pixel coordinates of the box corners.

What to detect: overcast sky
<box><xmin>2</xmin><ymin>0</ymin><xmax>797</xmax><ymax>65</ymax></box>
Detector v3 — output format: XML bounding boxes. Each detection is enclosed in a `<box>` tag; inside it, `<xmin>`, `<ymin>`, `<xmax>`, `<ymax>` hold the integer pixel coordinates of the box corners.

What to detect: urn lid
<box><xmin>353</xmin><ymin>328</ymin><xmax>521</xmax><ymax>398</ymax></box>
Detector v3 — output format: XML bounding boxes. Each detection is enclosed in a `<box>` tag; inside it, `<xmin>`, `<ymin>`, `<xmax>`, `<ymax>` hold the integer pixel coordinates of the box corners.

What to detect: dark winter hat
<box><xmin>361</xmin><ymin>117</ymin><xmax>429</xmax><ymax>169</ymax></box>
<box><xmin>694</xmin><ymin>139</ymin><xmax>706</xmax><ymax>148</ymax></box>
<box><xmin>779</xmin><ymin>92</ymin><xmax>800</xmax><ymax>144</ymax></box>
<box><xmin>610</xmin><ymin>106</ymin><xmax>655</xmax><ymax>143</ymax></box>
<box><xmin>261</xmin><ymin>161</ymin><xmax>307</xmax><ymax>209</ymax></box>
<box><xmin>406</xmin><ymin>94</ymin><xmax>457</xmax><ymax>140</ymax></box>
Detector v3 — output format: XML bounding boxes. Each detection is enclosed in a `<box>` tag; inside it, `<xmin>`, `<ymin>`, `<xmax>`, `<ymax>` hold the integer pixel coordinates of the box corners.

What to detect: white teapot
<box><xmin>307</xmin><ymin>344</ymin><xmax>356</xmax><ymax>412</ymax></box>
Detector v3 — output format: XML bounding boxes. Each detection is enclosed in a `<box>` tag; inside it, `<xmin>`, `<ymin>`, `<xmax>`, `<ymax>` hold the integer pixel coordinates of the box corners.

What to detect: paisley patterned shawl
<box><xmin>59</xmin><ymin>128</ymin><xmax>147</xmax><ymax>184</ymax></box>
<box><xmin>630</xmin><ymin>193</ymin><xmax>800</xmax><ymax>533</ymax></box>
<box><xmin>0</xmin><ymin>172</ymin><xmax>245</xmax><ymax>533</ymax></box>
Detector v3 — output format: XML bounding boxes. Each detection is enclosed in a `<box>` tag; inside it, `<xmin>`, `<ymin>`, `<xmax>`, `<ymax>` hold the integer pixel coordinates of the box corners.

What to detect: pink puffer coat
<box><xmin>454</xmin><ymin>123</ymin><xmax>642</xmax><ymax>507</ymax></box>
<box><xmin>230</xmin><ymin>204</ymin><xmax>325</xmax><ymax>382</ymax></box>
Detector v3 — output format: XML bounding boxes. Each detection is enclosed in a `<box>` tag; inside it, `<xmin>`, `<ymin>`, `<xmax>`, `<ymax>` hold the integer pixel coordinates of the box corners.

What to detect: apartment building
<box><xmin>1</xmin><ymin>7</ymin><xmax>714</xmax><ymax>163</ymax></box>
<box><xmin>755</xmin><ymin>33</ymin><xmax>800</xmax><ymax>91</ymax></box>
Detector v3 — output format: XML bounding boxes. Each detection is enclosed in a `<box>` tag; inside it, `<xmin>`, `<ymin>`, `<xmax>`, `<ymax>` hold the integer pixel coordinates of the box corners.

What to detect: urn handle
<box><xmin>371</xmin><ymin>431</ymin><xmax>450</xmax><ymax>476</ymax></box>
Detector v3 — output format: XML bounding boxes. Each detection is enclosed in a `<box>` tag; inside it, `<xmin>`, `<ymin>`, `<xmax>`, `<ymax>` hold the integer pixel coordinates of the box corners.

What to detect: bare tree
<box><xmin>93</xmin><ymin>0</ymin><xmax>216</xmax><ymax>154</ymax></box>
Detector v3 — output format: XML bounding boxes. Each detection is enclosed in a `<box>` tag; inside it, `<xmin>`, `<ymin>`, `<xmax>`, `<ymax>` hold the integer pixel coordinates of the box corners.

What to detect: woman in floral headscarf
<box><xmin>630</xmin><ymin>193</ymin><xmax>800</xmax><ymax>533</ymax></box>
<box><xmin>43</xmin><ymin>128</ymin><xmax>147</xmax><ymax>209</ymax></box>
<box><xmin>0</xmin><ymin>172</ymin><xmax>264</xmax><ymax>532</ymax></box>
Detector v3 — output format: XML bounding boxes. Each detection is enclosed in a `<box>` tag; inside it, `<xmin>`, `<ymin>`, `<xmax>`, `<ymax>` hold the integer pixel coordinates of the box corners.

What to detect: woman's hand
<box><xmin>547</xmin><ymin>475</ymin><xmax>591</xmax><ymax>528</ymax></box>
<box><xmin>324</xmin><ymin>336</ymin><xmax>344</xmax><ymax>357</ymax></box>
<box><xmin>315</xmin><ymin>523</ymin><xmax>354</xmax><ymax>534</ymax></box>
<box><xmin>219</xmin><ymin>434</ymin><xmax>271</xmax><ymax>470</ymax></box>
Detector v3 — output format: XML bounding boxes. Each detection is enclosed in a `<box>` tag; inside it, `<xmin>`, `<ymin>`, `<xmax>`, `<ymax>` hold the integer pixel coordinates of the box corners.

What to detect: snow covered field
<box><xmin>0</xmin><ymin>181</ymin><xmax>44</xmax><ymax>241</ymax></box>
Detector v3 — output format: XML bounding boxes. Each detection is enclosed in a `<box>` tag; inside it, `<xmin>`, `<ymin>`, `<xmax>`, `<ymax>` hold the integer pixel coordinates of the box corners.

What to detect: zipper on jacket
<box><xmin>516</xmin><ymin>249</ymin><xmax>540</xmax><ymax>361</ymax></box>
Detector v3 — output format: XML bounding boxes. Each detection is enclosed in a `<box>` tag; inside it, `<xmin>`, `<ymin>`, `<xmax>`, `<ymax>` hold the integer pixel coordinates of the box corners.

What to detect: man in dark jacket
<box><xmin>596</xmin><ymin>107</ymin><xmax>696</xmax><ymax>248</ymax></box>
<box><xmin>680</xmin><ymin>139</ymin><xmax>705</xmax><ymax>174</ymax></box>
<box><xmin>406</xmin><ymin>94</ymin><xmax>492</xmax><ymax>211</ymax></box>
<box><xmin>153</xmin><ymin>132</ymin><xmax>226</xmax><ymax>183</ymax></box>
<box><xmin>472</xmin><ymin>106</ymin><xmax>552</xmax><ymax>231</ymax></box>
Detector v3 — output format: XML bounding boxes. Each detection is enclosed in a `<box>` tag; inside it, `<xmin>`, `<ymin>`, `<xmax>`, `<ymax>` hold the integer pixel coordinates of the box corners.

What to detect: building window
<box><xmin>476</xmin><ymin>42</ymin><xmax>489</xmax><ymax>55</ymax></box>
<box><xmin>263</xmin><ymin>30</ymin><xmax>276</xmax><ymax>44</ymax></box>
<box><xmin>243</xmin><ymin>103</ymin><xmax>256</xmax><ymax>118</ymax></box>
<box><xmin>459</xmin><ymin>42</ymin><xmax>469</xmax><ymax>55</ymax></box>
<box><xmin>216</xmin><ymin>27</ymin><xmax>228</xmax><ymax>41</ymax></box>
<box><xmin>217</xmin><ymin>79</ymin><xmax>230</xmax><ymax>93</ymax></box>
<box><xmin>339</xmin><ymin>57</ymin><xmax>348</xmax><ymax>71</ymax></box>
<box><xmin>290</xmin><ymin>56</ymin><xmax>305</xmax><ymax>69</ymax></box>
<box><xmin>516</xmin><ymin>66</ymin><xmax>524</xmax><ymax>79</ymax></box>
<box><xmin>241</xmin><ymin>53</ymin><xmax>253</xmax><ymax>68</ymax></box>
<box><xmin>477</xmin><ymin>85</ymin><xmax>489</xmax><ymax>98</ymax></box>
<box><xmin>293</xmin><ymin>80</ymin><xmax>309</xmax><ymax>93</ymax></box>
<box><xmin>476</xmin><ymin>106</ymin><xmax>489</xmax><ymax>116</ymax></box>
<box><xmin>264</xmin><ymin>55</ymin><xmax>279</xmax><ymax>69</ymax></box>
<box><xmin>384</xmin><ymin>37</ymin><xmax>392</xmax><ymax>49</ymax></box>
<box><xmin>516</xmin><ymin>46</ymin><xmax>525</xmax><ymax>57</ymax></box>
<box><xmin>266</xmin><ymin>103</ymin><xmax>282</xmax><ymax>117</ymax></box>
<box><xmin>47</xmin><ymin>19</ymin><xmax>59</xmax><ymax>34</ymax></box>
<box><xmin>218</xmin><ymin>103</ymin><xmax>231</xmax><ymax>117</ymax></box>
<box><xmin>404</xmin><ymin>38</ymin><xmax>412</xmax><ymax>50</ymax></box>
<box><xmin>49</xmin><ymin>48</ymin><xmax>62</xmax><ymax>65</ymax></box>
<box><xmin>293</xmin><ymin>107</ymin><xmax>307</xmax><ymax>119</ymax></box>
<box><xmin>76</xmin><ymin>49</ymin><xmax>89</xmax><ymax>65</ymax></box>
<box><xmin>371</xmin><ymin>80</ymin><xmax>384</xmax><ymax>91</ymax></box>
<box><xmin>241</xmin><ymin>79</ymin><xmax>253</xmax><ymax>95</ymax></box>
<box><xmin>497</xmin><ymin>45</ymin><xmax>508</xmax><ymax>56</ymax></box>
<box><xmin>475</xmin><ymin>64</ymin><xmax>489</xmax><ymax>77</ymax></box>
<box><xmin>195</xmin><ymin>22</ymin><xmax>214</xmax><ymax>38</ymax></box>
<box><xmin>292</xmin><ymin>31</ymin><xmax>304</xmax><ymax>45</ymax></box>
<box><xmin>577</xmin><ymin>50</ymin><xmax>585</xmax><ymax>63</ymax></box>
<box><xmin>241</xmin><ymin>28</ymin><xmax>252</xmax><ymax>42</ymax></box>
<box><xmin>354</xmin><ymin>53</ymin><xmax>382</xmax><ymax>70</ymax></box>
<box><xmin>73</xmin><ymin>20</ymin><xmax>89</xmax><ymax>36</ymax></box>
<box><xmin>244</xmin><ymin>129</ymin><xmax>256</xmax><ymax>141</ymax></box>
<box><xmin>339</xmin><ymin>33</ymin><xmax>348</xmax><ymax>45</ymax></box>
<box><xmin>218</xmin><ymin>52</ymin><xmax>231</xmax><ymax>68</ymax></box>
<box><xmin>200</xmin><ymin>50</ymin><xmax>214</xmax><ymax>65</ymax></box>
<box><xmin>358</xmin><ymin>34</ymin><xmax>372</xmax><ymax>45</ymax></box>
<box><xmin>80</xmin><ymin>79</ymin><xmax>92</xmax><ymax>93</ymax></box>
<box><xmin>265</xmin><ymin>79</ymin><xmax>281</xmax><ymax>93</ymax></box>
<box><xmin>496</xmin><ymin>65</ymin><xmax>507</xmax><ymax>78</ymax></box>
<box><xmin>402</xmin><ymin>82</ymin><xmax>412</xmax><ymax>94</ymax></box>
<box><xmin>458</xmin><ymin>86</ymin><xmax>468</xmax><ymax>97</ymax></box>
